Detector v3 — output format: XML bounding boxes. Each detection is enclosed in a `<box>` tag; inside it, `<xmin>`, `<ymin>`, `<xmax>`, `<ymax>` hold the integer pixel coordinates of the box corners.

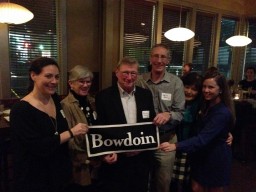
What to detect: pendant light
<box><xmin>226</xmin><ymin>35</ymin><xmax>252</xmax><ymax>47</ymax></box>
<box><xmin>0</xmin><ymin>2</ymin><xmax>34</xmax><ymax>24</ymax></box>
<box><xmin>226</xmin><ymin>17</ymin><xmax>252</xmax><ymax>47</ymax></box>
<box><xmin>164</xmin><ymin>5</ymin><xmax>195</xmax><ymax>41</ymax></box>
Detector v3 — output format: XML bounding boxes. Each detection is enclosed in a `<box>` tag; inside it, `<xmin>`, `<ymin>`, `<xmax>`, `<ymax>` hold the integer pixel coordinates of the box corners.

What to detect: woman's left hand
<box><xmin>226</xmin><ymin>132</ymin><xmax>233</xmax><ymax>146</ymax></box>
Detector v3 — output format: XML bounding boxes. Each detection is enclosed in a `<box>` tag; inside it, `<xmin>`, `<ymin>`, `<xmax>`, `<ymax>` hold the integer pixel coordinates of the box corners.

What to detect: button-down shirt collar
<box><xmin>117</xmin><ymin>83</ymin><xmax>137</xmax><ymax>124</ymax></box>
<box><xmin>136</xmin><ymin>71</ymin><xmax>185</xmax><ymax>122</ymax></box>
<box><xmin>117</xmin><ymin>83</ymin><xmax>136</xmax><ymax>96</ymax></box>
<box><xmin>144</xmin><ymin>70</ymin><xmax>172</xmax><ymax>84</ymax></box>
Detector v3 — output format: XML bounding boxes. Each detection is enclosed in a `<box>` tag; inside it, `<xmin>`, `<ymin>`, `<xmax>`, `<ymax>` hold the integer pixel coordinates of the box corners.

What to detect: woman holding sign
<box><xmin>10</xmin><ymin>57</ymin><xmax>88</xmax><ymax>192</ymax></box>
<box><xmin>61</xmin><ymin>65</ymin><xmax>99</xmax><ymax>192</ymax></box>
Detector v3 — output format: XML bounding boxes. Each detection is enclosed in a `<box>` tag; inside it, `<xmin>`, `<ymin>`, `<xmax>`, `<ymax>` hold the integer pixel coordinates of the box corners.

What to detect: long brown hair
<box><xmin>202</xmin><ymin>71</ymin><xmax>236</xmax><ymax>126</ymax></box>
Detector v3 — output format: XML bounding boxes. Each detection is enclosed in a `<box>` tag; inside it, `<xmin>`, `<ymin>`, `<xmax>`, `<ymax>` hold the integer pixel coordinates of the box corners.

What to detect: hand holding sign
<box><xmin>103</xmin><ymin>153</ymin><xmax>117</xmax><ymax>164</ymax></box>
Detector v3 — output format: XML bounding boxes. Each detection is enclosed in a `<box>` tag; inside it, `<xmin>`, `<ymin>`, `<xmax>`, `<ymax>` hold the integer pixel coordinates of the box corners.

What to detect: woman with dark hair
<box><xmin>10</xmin><ymin>57</ymin><xmax>88</xmax><ymax>192</ymax></box>
<box><xmin>171</xmin><ymin>72</ymin><xmax>203</xmax><ymax>192</ymax></box>
<box><xmin>161</xmin><ymin>71</ymin><xmax>235</xmax><ymax>192</ymax></box>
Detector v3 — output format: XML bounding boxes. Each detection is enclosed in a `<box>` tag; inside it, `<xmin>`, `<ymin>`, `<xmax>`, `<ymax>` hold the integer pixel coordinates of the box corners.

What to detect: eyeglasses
<box><xmin>77</xmin><ymin>79</ymin><xmax>92</xmax><ymax>85</ymax></box>
<box><xmin>151</xmin><ymin>54</ymin><xmax>169</xmax><ymax>60</ymax></box>
<box><xmin>120</xmin><ymin>71</ymin><xmax>138</xmax><ymax>78</ymax></box>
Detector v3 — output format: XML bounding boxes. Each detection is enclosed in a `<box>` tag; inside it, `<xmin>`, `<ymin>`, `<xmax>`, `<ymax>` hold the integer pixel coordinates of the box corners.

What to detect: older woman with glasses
<box><xmin>61</xmin><ymin>65</ymin><xmax>99</xmax><ymax>192</ymax></box>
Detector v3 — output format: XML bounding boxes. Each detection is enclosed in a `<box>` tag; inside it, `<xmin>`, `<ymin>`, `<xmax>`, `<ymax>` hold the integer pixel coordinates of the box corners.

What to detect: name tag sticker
<box><xmin>142</xmin><ymin>111</ymin><xmax>150</xmax><ymax>119</ymax></box>
<box><xmin>161</xmin><ymin>93</ymin><xmax>172</xmax><ymax>101</ymax></box>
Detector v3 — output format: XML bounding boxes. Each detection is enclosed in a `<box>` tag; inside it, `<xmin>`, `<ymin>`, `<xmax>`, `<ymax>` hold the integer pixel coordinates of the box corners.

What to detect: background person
<box><xmin>10</xmin><ymin>57</ymin><xmax>88</xmax><ymax>192</ymax></box>
<box><xmin>181</xmin><ymin>63</ymin><xmax>193</xmax><ymax>77</ymax></box>
<box><xmin>61</xmin><ymin>65</ymin><xmax>99</xmax><ymax>192</ymax></box>
<box><xmin>136</xmin><ymin>44</ymin><xmax>185</xmax><ymax>192</ymax></box>
<box><xmin>95</xmin><ymin>56</ymin><xmax>156</xmax><ymax>192</ymax></box>
<box><xmin>160</xmin><ymin>71</ymin><xmax>235</xmax><ymax>192</ymax></box>
<box><xmin>238</xmin><ymin>66</ymin><xmax>256</xmax><ymax>97</ymax></box>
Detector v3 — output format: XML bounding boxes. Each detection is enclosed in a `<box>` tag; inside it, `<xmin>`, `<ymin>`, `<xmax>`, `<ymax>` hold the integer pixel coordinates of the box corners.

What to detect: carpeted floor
<box><xmin>228</xmin><ymin>158</ymin><xmax>256</xmax><ymax>192</ymax></box>
<box><xmin>1</xmin><ymin>157</ymin><xmax>256</xmax><ymax>192</ymax></box>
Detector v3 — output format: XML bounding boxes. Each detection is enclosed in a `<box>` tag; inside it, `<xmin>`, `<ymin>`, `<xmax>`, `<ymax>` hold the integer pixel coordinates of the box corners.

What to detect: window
<box><xmin>162</xmin><ymin>6</ymin><xmax>187</xmax><ymax>76</ymax></box>
<box><xmin>217</xmin><ymin>18</ymin><xmax>237</xmax><ymax>78</ymax></box>
<box><xmin>123</xmin><ymin>0</ymin><xmax>156</xmax><ymax>74</ymax></box>
<box><xmin>244</xmin><ymin>18</ymin><xmax>256</xmax><ymax>72</ymax></box>
<box><xmin>9</xmin><ymin>0</ymin><xmax>57</xmax><ymax>97</ymax></box>
<box><xmin>193</xmin><ymin>12</ymin><xmax>215</xmax><ymax>75</ymax></box>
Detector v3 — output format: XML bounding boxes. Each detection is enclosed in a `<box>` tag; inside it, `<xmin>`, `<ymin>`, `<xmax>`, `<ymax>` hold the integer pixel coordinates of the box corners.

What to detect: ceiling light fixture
<box><xmin>0</xmin><ymin>2</ymin><xmax>34</xmax><ymax>24</ymax></box>
<box><xmin>164</xmin><ymin>5</ymin><xmax>194</xmax><ymax>41</ymax></box>
<box><xmin>226</xmin><ymin>35</ymin><xmax>252</xmax><ymax>47</ymax></box>
<box><xmin>225</xmin><ymin>17</ymin><xmax>252</xmax><ymax>47</ymax></box>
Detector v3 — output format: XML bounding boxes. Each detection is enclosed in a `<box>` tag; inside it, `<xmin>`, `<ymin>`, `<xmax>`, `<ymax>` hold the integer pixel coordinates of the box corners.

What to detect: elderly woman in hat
<box><xmin>61</xmin><ymin>65</ymin><xmax>99</xmax><ymax>192</ymax></box>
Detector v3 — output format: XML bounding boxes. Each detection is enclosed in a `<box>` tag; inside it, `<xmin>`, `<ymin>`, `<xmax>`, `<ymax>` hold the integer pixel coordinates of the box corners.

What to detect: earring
<box><xmin>219</xmin><ymin>91</ymin><xmax>222</xmax><ymax>94</ymax></box>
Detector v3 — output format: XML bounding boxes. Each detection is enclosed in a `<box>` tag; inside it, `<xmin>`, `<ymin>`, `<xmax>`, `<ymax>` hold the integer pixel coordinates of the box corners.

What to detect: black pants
<box><xmin>98</xmin><ymin>152</ymin><xmax>152</xmax><ymax>192</ymax></box>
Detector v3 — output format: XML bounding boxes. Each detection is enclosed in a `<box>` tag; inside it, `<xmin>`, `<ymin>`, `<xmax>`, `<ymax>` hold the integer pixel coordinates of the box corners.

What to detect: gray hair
<box><xmin>116</xmin><ymin>56</ymin><xmax>139</xmax><ymax>69</ymax></box>
<box><xmin>151</xmin><ymin>43</ymin><xmax>171</xmax><ymax>59</ymax></box>
<box><xmin>68</xmin><ymin>65</ymin><xmax>93</xmax><ymax>81</ymax></box>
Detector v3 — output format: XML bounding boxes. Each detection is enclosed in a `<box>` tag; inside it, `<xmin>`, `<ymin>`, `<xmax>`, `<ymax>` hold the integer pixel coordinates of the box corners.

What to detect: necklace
<box><xmin>30</xmin><ymin>93</ymin><xmax>58</xmax><ymax>135</ymax></box>
<box><xmin>49</xmin><ymin>116</ymin><xmax>58</xmax><ymax>135</ymax></box>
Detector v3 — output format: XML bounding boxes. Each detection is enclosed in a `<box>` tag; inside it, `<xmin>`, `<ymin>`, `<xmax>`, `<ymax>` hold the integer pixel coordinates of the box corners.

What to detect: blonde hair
<box><xmin>116</xmin><ymin>56</ymin><xmax>139</xmax><ymax>69</ymax></box>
